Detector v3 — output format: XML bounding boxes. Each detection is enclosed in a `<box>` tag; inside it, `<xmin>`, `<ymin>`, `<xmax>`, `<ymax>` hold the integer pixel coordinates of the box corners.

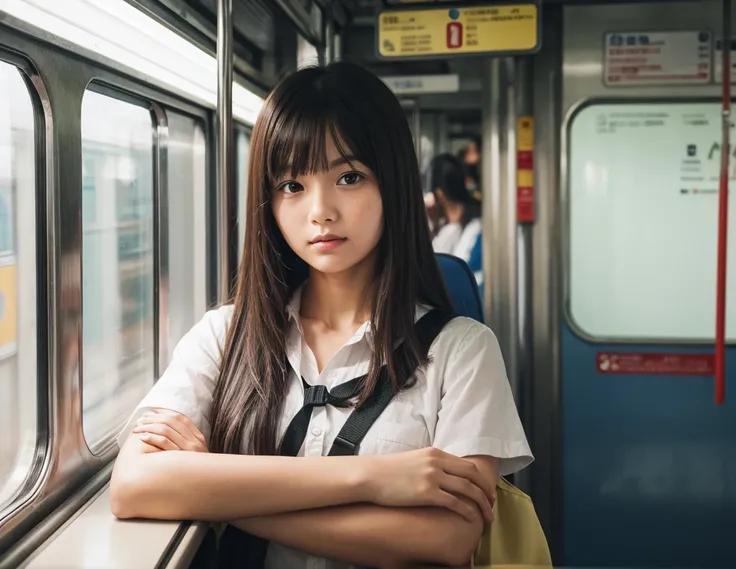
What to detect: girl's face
<box><xmin>271</xmin><ymin>134</ymin><xmax>384</xmax><ymax>277</ymax></box>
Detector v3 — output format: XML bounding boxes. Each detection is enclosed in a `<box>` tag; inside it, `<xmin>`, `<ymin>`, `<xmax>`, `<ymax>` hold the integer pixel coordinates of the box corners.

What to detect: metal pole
<box><xmin>325</xmin><ymin>20</ymin><xmax>335</xmax><ymax>65</ymax></box>
<box><xmin>216</xmin><ymin>0</ymin><xmax>233</xmax><ymax>301</ymax></box>
<box><xmin>514</xmin><ymin>55</ymin><xmax>534</xmax><ymax>494</ymax></box>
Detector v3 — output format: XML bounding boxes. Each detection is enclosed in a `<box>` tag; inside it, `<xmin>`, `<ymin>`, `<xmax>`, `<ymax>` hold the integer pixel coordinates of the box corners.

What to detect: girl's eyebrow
<box><xmin>280</xmin><ymin>155</ymin><xmax>362</xmax><ymax>175</ymax></box>
<box><xmin>328</xmin><ymin>155</ymin><xmax>359</xmax><ymax>168</ymax></box>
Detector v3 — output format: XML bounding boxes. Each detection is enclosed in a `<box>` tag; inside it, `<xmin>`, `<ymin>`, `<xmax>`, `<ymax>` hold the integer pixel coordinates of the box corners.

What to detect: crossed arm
<box><xmin>232</xmin><ymin>457</ymin><xmax>497</xmax><ymax>568</ymax></box>
<box><xmin>112</xmin><ymin>410</ymin><xmax>499</xmax><ymax>568</ymax></box>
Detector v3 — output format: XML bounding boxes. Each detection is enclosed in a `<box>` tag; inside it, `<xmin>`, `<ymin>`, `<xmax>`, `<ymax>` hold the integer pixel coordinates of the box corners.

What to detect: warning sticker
<box><xmin>604</xmin><ymin>31</ymin><xmax>712</xmax><ymax>86</ymax></box>
<box><xmin>596</xmin><ymin>352</ymin><xmax>715</xmax><ymax>376</ymax></box>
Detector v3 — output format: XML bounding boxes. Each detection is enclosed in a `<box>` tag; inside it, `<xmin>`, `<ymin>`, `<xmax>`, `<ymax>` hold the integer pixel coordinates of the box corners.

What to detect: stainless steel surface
<box><xmin>562</xmin><ymin>0</ymin><xmax>736</xmax><ymax>345</ymax></box>
<box><xmin>324</xmin><ymin>19</ymin><xmax>335</xmax><ymax>65</ymax></box>
<box><xmin>481</xmin><ymin>58</ymin><xmax>519</xmax><ymax>403</ymax></box>
<box><xmin>152</xmin><ymin>104</ymin><xmax>170</xmax><ymax>379</ymax></box>
<box><xmin>0</xmin><ymin>48</ymin><xmax>43</xmax><ymax>545</ymax></box>
<box><xmin>216</xmin><ymin>0</ymin><xmax>234</xmax><ymax>302</ymax></box>
<box><xmin>11</xmin><ymin>471</ymin><xmax>209</xmax><ymax>569</ymax></box>
<box><xmin>3</xmin><ymin>464</ymin><xmax>113</xmax><ymax>569</ymax></box>
<box><xmin>529</xmin><ymin>6</ymin><xmax>563</xmax><ymax>560</ymax></box>
<box><xmin>272</xmin><ymin>0</ymin><xmax>321</xmax><ymax>46</ymax></box>
<box><xmin>514</xmin><ymin>55</ymin><xmax>533</xmax><ymax>495</ymax></box>
<box><xmin>0</xmin><ymin>21</ymin><xmax>211</xmax><ymax>557</ymax></box>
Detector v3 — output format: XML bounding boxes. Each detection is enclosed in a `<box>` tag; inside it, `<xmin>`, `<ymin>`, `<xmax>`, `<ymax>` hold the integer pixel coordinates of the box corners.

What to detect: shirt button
<box><xmin>311</xmin><ymin>427</ymin><xmax>322</xmax><ymax>436</ymax></box>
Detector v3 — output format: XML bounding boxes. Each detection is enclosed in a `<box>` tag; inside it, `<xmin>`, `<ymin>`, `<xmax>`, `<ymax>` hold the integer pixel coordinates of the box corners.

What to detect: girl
<box><xmin>428</xmin><ymin>154</ymin><xmax>482</xmax><ymax>264</ymax></box>
<box><xmin>110</xmin><ymin>62</ymin><xmax>532</xmax><ymax>569</ymax></box>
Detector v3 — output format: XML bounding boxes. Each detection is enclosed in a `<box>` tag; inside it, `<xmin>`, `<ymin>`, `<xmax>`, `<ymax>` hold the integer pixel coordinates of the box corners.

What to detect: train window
<box><xmin>236</xmin><ymin>126</ymin><xmax>251</xmax><ymax>261</ymax></box>
<box><xmin>81</xmin><ymin>90</ymin><xmax>155</xmax><ymax>452</ymax></box>
<box><xmin>0</xmin><ymin>62</ymin><xmax>37</xmax><ymax>513</ymax></box>
<box><xmin>4</xmin><ymin>1</ymin><xmax>263</xmax><ymax>125</ymax></box>
<box><xmin>568</xmin><ymin>101</ymin><xmax>736</xmax><ymax>341</ymax></box>
<box><xmin>166</xmin><ymin>112</ymin><xmax>207</xmax><ymax>361</ymax></box>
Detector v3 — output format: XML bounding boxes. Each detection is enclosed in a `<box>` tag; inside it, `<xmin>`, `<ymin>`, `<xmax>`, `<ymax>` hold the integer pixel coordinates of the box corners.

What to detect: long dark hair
<box><xmin>429</xmin><ymin>153</ymin><xmax>481</xmax><ymax>228</ymax></box>
<box><xmin>210</xmin><ymin>62</ymin><xmax>453</xmax><ymax>456</ymax></box>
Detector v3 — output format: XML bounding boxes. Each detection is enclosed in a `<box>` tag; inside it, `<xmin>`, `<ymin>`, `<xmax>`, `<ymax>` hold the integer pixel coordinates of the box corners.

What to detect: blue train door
<box><xmin>561</xmin><ymin>98</ymin><xmax>736</xmax><ymax>567</ymax></box>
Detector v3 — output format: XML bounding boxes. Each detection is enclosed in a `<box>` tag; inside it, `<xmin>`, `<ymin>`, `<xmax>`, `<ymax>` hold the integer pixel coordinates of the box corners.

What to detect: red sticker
<box><xmin>596</xmin><ymin>352</ymin><xmax>715</xmax><ymax>376</ymax></box>
<box><xmin>517</xmin><ymin>186</ymin><xmax>534</xmax><ymax>223</ymax></box>
<box><xmin>517</xmin><ymin>151</ymin><xmax>534</xmax><ymax>170</ymax></box>
<box><xmin>446</xmin><ymin>22</ymin><xmax>463</xmax><ymax>49</ymax></box>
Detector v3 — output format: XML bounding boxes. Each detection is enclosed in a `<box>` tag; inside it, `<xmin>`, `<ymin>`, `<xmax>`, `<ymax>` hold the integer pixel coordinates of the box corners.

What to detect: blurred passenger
<box><xmin>459</xmin><ymin>135</ymin><xmax>482</xmax><ymax>198</ymax></box>
<box><xmin>111</xmin><ymin>61</ymin><xmax>531</xmax><ymax>569</ymax></box>
<box><xmin>429</xmin><ymin>153</ymin><xmax>482</xmax><ymax>263</ymax></box>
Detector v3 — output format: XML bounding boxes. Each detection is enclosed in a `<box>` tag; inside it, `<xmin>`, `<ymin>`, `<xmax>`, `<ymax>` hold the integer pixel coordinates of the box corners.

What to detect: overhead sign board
<box><xmin>376</xmin><ymin>4</ymin><xmax>539</xmax><ymax>59</ymax></box>
<box><xmin>380</xmin><ymin>74</ymin><xmax>460</xmax><ymax>94</ymax></box>
<box><xmin>603</xmin><ymin>30</ymin><xmax>712</xmax><ymax>86</ymax></box>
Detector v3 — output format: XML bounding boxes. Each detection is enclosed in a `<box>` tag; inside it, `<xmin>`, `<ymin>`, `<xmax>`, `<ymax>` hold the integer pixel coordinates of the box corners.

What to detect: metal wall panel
<box><xmin>560</xmin><ymin>2</ymin><xmax>736</xmax><ymax>566</ymax></box>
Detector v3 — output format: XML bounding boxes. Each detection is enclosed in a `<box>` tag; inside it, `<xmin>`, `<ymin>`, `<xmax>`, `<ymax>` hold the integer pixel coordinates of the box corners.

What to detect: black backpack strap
<box><xmin>278</xmin><ymin>376</ymin><xmax>363</xmax><ymax>456</ymax></box>
<box><xmin>329</xmin><ymin>308</ymin><xmax>455</xmax><ymax>456</ymax></box>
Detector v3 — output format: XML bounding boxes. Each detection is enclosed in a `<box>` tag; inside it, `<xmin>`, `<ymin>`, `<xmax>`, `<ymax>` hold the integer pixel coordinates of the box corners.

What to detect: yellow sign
<box><xmin>377</xmin><ymin>4</ymin><xmax>538</xmax><ymax>59</ymax></box>
<box><xmin>517</xmin><ymin>116</ymin><xmax>534</xmax><ymax>152</ymax></box>
<box><xmin>0</xmin><ymin>261</ymin><xmax>17</xmax><ymax>351</ymax></box>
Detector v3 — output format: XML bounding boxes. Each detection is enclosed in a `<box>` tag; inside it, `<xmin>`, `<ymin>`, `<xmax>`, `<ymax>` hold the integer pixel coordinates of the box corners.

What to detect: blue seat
<box><xmin>436</xmin><ymin>253</ymin><xmax>484</xmax><ymax>323</ymax></box>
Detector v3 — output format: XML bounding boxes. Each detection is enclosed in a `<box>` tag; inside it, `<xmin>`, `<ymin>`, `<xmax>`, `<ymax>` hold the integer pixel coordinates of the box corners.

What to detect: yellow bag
<box><xmin>473</xmin><ymin>477</ymin><xmax>552</xmax><ymax>568</ymax></box>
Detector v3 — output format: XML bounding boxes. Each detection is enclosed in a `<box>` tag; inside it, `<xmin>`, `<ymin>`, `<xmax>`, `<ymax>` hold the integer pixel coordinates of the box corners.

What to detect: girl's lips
<box><xmin>310</xmin><ymin>238</ymin><xmax>346</xmax><ymax>251</ymax></box>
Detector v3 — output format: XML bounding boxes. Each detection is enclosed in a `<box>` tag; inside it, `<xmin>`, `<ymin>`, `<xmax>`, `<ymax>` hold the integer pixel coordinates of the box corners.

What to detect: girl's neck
<box><xmin>300</xmin><ymin>253</ymin><xmax>376</xmax><ymax>331</ymax></box>
<box><xmin>444</xmin><ymin>202</ymin><xmax>464</xmax><ymax>224</ymax></box>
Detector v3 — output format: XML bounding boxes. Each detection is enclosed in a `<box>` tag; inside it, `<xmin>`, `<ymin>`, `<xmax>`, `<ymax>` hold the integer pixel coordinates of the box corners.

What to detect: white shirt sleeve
<box><xmin>432</xmin><ymin>319</ymin><xmax>534</xmax><ymax>476</ymax></box>
<box><xmin>452</xmin><ymin>218</ymin><xmax>482</xmax><ymax>263</ymax></box>
<box><xmin>116</xmin><ymin>305</ymin><xmax>233</xmax><ymax>449</ymax></box>
<box><xmin>432</xmin><ymin>223</ymin><xmax>462</xmax><ymax>255</ymax></box>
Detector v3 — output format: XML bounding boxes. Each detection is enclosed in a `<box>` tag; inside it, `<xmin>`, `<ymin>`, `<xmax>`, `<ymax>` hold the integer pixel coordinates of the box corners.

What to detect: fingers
<box><xmin>133</xmin><ymin>410</ymin><xmax>208</xmax><ymax>452</ymax></box>
<box><xmin>432</xmin><ymin>490</ymin><xmax>479</xmax><ymax>523</ymax></box>
<box><xmin>439</xmin><ymin>474</ymin><xmax>493</xmax><ymax>522</ymax></box>
<box><xmin>133</xmin><ymin>421</ymin><xmax>190</xmax><ymax>450</ymax></box>
<box><xmin>440</xmin><ymin>457</ymin><xmax>495</xmax><ymax>502</ymax></box>
<box><xmin>138</xmin><ymin>431</ymin><xmax>179</xmax><ymax>451</ymax></box>
<box><xmin>153</xmin><ymin>409</ymin><xmax>207</xmax><ymax>446</ymax></box>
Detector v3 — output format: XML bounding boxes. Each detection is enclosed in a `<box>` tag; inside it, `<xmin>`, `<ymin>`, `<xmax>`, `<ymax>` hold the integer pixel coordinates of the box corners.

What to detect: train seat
<box><xmin>436</xmin><ymin>252</ymin><xmax>484</xmax><ymax>323</ymax></box>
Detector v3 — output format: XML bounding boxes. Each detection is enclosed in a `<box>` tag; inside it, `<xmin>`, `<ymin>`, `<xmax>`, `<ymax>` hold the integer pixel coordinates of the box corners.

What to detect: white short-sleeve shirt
<box><xmin>432</xmin><ymin>218</ymin><xmax>482</xmax><ymax>263</ymax></box>
<box><xmin>118</xmin><ymin>287</ymin><xmax>533</xmax><ymax>569</ymax></box>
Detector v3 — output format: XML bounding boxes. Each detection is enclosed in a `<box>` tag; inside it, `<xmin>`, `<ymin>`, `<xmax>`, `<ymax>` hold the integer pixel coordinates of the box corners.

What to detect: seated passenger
<box><xmin>429</xmin><ymin>154</ymin><xmax>482</xmax><ymax>263</ymax></box>
<box><xmin>110</xmin><ymin>61</ymin><xmax>532</xmax><ymax>569</ymax></box>
<box><xmin>459</xmin><ymin>135</ymin><xmax>482</xmax><ymax>199</ymax></box>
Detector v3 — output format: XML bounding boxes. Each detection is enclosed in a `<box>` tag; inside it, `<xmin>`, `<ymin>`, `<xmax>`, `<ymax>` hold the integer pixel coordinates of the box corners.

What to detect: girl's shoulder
<box><xmin>417</xmin><ymin>307</ymin><xmax>502</xmax><ymax>371</ymax></box>
<box><xmin>177</xmin><ymin>304</ymin><xmax>236</xmax><ymax>356</ymax></box>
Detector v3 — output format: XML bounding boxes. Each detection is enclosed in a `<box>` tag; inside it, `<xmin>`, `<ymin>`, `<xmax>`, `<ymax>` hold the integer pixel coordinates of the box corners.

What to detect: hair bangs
<box><xmin>266</xmin><ymin>83</ymin><xmax>364</xmax><ymax>186</ymax></box>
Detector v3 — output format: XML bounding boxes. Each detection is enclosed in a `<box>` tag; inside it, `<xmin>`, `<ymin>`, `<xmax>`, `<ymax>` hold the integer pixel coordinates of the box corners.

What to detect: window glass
<box><xmin>81</xmin><ymin>90</ymin><xmax>155</xmax><ymax>452</ymax></box>
<box><xmin>236</xmin><ymin>127</ymin><xmax>250</xmax><ymax>262</ymax></box>
<box><xmin>569</xmin><ymin>102</ymin><xmax>736</xmax><ymax>340</ymax></box>
<box><xmin>166</xmin><ymin>112</ymin><xmax>207</xmax><ymax>362</ymax></box>
<box><xmin>0</xmin><ymin>62</ymin><xmax>37</xmax><ymax>512</ymax></box>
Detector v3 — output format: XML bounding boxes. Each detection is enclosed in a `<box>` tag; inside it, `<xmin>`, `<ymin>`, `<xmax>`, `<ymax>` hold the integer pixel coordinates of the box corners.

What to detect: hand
<box><xmin>362</xmin><ymin>447</ymin><xmax>494</xmax><ymax>523</ymax></box>
<box><xmin>132</xmin><ymin>408</ymin><xmax>209</xmax><ymax>453</ymax></box>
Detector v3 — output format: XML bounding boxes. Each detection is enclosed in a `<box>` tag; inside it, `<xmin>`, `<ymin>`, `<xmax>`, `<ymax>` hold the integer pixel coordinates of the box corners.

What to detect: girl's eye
<box><xmin>280</xmin><ymin>181</ymin><xmax>303</xmax><ymax>194</ymax></box>
<box><xmin>337</xmin><ymin>172</ymin><xmax>363</xmax><ymax>186</ymax></box>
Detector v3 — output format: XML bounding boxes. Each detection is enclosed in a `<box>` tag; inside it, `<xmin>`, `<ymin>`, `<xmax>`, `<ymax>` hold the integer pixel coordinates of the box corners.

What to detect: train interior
<box><xmin>0</xmin><ymin>0</ymin><xmax>735</xmax><ymax>567</ymax></box>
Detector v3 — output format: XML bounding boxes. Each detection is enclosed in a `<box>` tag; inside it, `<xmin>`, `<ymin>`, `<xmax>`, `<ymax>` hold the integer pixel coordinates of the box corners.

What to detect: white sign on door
<box><xmin>604</xmin><ymin>31</ymin><xmax>712</xmax><ymax>86</ymax></box>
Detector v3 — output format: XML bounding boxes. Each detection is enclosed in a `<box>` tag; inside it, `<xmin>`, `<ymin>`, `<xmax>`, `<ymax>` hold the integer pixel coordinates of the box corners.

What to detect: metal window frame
<box><xmin>0</xmin><ymin>21</ymin><xmax>215</xmax><ymax>560</ymax></box>
<box><xmin>561</xmin><ymin>96</ymin><xmax>736</xmax><ymax>346</ymax></box>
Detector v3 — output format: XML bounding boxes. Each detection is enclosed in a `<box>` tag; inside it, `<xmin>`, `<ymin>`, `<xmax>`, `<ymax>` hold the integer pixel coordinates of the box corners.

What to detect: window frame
<box><xmin>0</xmin><ymin>49</ymin><xmax>49</xmax><ymax>530</ymax></box>
<box><xmin>562</xmin><ymin>96</ymin><xmax>736</xmax><ymax>346</ymax></box>
<box><xmin>0</xmin><ymin>28</ymin><xmax>217</xmax><ymax>556</ymax></box>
